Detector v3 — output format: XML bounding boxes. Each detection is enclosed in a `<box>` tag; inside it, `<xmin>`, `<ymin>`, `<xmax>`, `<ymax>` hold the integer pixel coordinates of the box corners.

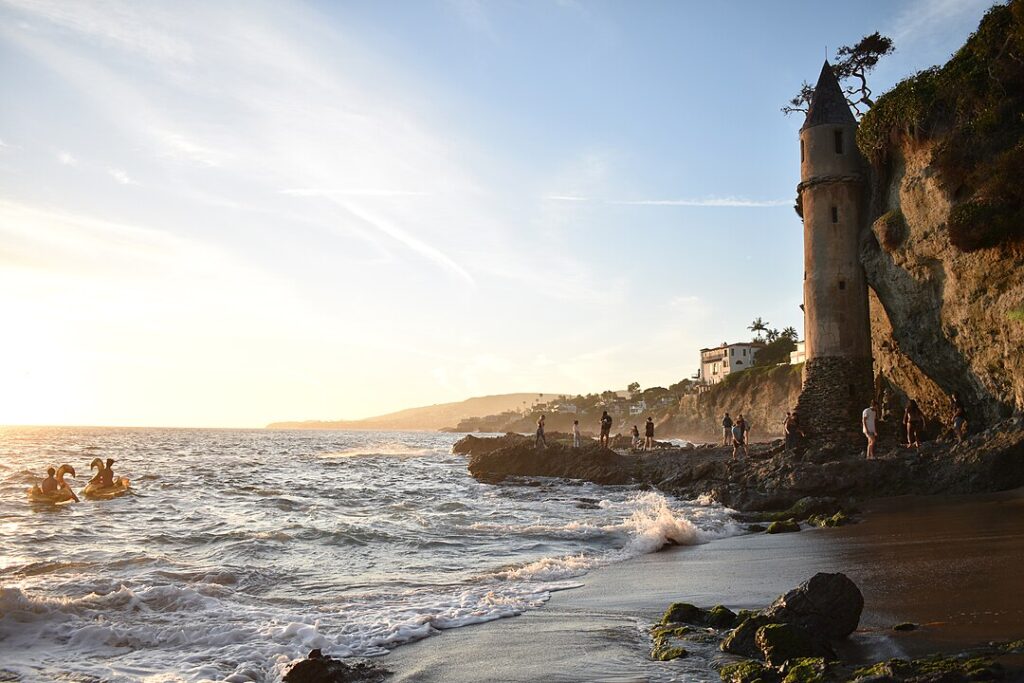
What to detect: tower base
<box><xmin>795</xmin><ymin>356</ymin><xmax>874</xmax><ymax>437</ymax></box>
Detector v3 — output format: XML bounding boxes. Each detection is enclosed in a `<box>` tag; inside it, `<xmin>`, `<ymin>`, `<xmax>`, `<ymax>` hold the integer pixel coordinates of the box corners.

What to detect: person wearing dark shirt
<box><xmin>644</xmin><ymin>417</ymin><xmax>655</xmax><ymax>451</ymax></box>
<box><xmin>599</xmin><ymin>411</ymin><xmax>613</xmax><ymax>449</ymax></box>
<box><xmin>722</xmin><ymin>413</ymin><xmax>733</xmax><ymax>446</ymax></box>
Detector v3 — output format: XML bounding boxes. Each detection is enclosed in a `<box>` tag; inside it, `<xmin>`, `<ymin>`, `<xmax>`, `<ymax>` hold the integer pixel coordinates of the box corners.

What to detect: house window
<box><xmin>839</xmin><ymin>280</ymin><xmax>846</xmax><ymax>290</ymax></box>
<box><xmin>730</xmin><ymin>348</ymin><xmax>735</xmax><ymax>356</ymax></box>
<box><xmin>831</xmin><ymin>206</ymin><xmax>838</xmax><ymax>223</ymax></box>
<box><xmin>743</xmin><ymin>349</ymin><xmax>747</xmax><ymax>356</ymax></box>
<box><xmin>834</xmin><ymin>130</ymin><xmax>843</xmax><ymax>154</ymax></box>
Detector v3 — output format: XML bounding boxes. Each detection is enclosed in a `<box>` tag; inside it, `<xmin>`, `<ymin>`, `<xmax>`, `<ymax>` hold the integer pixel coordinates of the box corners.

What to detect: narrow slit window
<box><xmin>839</xmin><ymin>280</ymin><xmax>846</xmax><ymax>290</ymax></box>
<box><xmin>831</xmin><ymin>206</ymin><xmax>839</xmax><ymax>223</ymax></box>
<box><xmin>834</xmin><ymin>130</ymin><xmax>844</xmax><ymax>154</ymax></box>
<box><xmin>800</xmin><ymin>139</ymin><xmax>805</xmax><ymax>162</ymax></box>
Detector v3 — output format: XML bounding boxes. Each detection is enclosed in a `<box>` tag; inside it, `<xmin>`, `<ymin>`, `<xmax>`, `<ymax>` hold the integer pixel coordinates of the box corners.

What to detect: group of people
<box><xmin>35</xmin><ymin>458</ymin><xmax>120</xmax><ymax>499</ymax></box>
<box><xmin>535</xmin><ymin>411</ymin><xmax>657</xmax><ymax>451</ymax></box>
<box><xmin>863</xmin><ymin>391</ymin><xmax>969</xmax><ymax>459</ymax></box>
<box><xmin>721</xmin><ymin>412</ymin><xmax>751</xmax><ymax>460</ymax></box>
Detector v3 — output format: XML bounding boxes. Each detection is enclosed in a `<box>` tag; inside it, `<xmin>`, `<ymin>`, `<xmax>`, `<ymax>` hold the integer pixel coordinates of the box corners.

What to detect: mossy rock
<box><xmin>851</xmin><ymin>654</ymin><xmax>1002</xmax><ymax>681</ymax></box>
<box><xmin>708</xmin><ymin>605</ymin><xmax>740</xmax><ymax>629</ymax></box>
<box><xmin>755</xmin><ymin>623</ymin><xmax>832</xmax><ymax>667</ymax></box>
<box><xmin>748</xmin><ymin>524</ymin><xmax>768</xmax><ymax>533</ymax></box>
<box><xmin>766</xmin><ymin>519</ymin><xmax>800</xmax><ymax>534</ymax></box>
<box><xmin>1000</xmin><ymin>639</ymin><xmax>1024</xmax><ymax>653</ymax></box>
<box><xmin>719</xmin><ymin>660</ymin><xmax>779</xmax><ymax>683</ymax></box>
<box><xmin>780</xmin><ymin>658</ymin><xmax>835</xmax><ymax>683</ymax></box>
<box><xmin>722</xmin><ymin>614</ymin><xmax>777</xmax><ymax>658</ymax></box>
<box><xmin>892</xmin><ymin>622</ymin><xmax>918</xmax><ymax>632</ymax></box>
<box><xmin>650</xmin><ymin>643</ymin><xmax>687</xmax><ymax>661</ymax></box>
<box><xmin>808</xmin><ymin>512</ymin><xmax>850</xmax><ymax>528</ymax></box>
<box><xmin>661</xmin><ymin>602</ymin><xmax>705</xmax><ymax>625</ymax></box>
<box><xmin>651</xmin><ymin>624</ymin><xmax>691</xmax><ymax>640</ymax></box>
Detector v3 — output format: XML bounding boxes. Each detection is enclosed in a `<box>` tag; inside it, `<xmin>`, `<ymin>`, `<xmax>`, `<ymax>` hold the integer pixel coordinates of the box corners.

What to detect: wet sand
<box><xmin>385</xmin><ymin>487</ymin><xmax>1024</xmax><ymax>682</ymax></box>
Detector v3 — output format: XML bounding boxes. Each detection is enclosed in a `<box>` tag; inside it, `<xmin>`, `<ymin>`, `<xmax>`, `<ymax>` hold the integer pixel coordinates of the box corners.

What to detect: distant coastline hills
<box><xmin>265</xmin><ymin>393</ymin><xmax>566</xmax><ymax>432</ymax></box>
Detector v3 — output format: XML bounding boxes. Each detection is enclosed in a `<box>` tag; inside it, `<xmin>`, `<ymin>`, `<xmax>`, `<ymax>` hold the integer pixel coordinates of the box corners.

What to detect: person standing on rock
<box><xmin>722</xmin><ymin>413</ymin><xmax>733</xmax><ymax>446</ymax></box>
<box><xmin>950</xmin><ymin>392</ymin><xmax>968</xmax><ymax>442</ymax></box>
<box><xmin>731</xmin><ymin>415</ymin><xmax>748</xmax><ymax>460</ymax></box>
<box><xmin>862</xmin><ymin>401</ymin><xmax>878</xmax><ymax>459</ymax></box>
<box><xmin>630</xmin><ymin>424</ymin><xmax>641</xmax><ymax>451</ymax></box>
<box><xmin>784</xmin><ymin>411</ymin><xmax>803</xmax><ymax>451</ymax></box>
<box><xmin>599</xmin><ymin>410</ymin><xmax>612</xmax><ymax>449</ymax></box>
<box><xmin>536</xmin><ymin>414</ymin><xmax>547</xmax><ymax>449</ymax></box>
<box><xmin>644</xmin><ymin>417</ymin><xmax>655</xmax><ymax>451</ymax></box>
<box><xmin>572</xmin><ymin>420</ymin><xmax>581</xmax><ymax>448</ymax></box>
<box><xmin>903</xmin><ymin>400</ymin><xmax>924</xmax><ymax>448</ymax></box>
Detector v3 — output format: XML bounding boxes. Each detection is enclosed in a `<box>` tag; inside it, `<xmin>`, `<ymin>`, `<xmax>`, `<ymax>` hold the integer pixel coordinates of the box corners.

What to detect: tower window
<box><xmin>831</xmin><ymin>206</ymin><xmax>838</xmax><ymax>223</ymax></box>
<box><xmin>800</xmin><ymin>139</ymin><xmax>805</xmax><ymax>162</ymax></box>
<box><xmin>834</xmin><ymin>130</ymin><xmax>844</xmax><ymax>154</ymax></box>
<box><xmin>839</xmin><ymin>280</ymin><xmax>846</xmax><ymax>290</ymax></box>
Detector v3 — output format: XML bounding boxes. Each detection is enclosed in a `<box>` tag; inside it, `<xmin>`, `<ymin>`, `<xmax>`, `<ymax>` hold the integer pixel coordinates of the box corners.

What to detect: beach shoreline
<box><xmin>382</xmin><ymin>487</ymin><xmax>1024</xmax><ymax>682</ymax></box>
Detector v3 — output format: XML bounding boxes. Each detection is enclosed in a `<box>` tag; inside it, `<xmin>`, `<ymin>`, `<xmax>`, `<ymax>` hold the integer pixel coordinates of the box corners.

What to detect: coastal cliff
<box><xmin>658</xmin><ymin>364</ymin><xmax>803</xmax><ymax>441</ymax></box>
<box><xmin>858</xmin><ymin>1</ymin><xmax>1024</xmax><ymax>427</ymax></box>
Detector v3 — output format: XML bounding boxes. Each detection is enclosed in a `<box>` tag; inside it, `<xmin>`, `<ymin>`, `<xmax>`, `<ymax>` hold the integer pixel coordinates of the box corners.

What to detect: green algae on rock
<box><xmin>755</xmin><ymin>624</ymin><xmax>834</xmax><ymax>667</ymax></box>
<box><xmin>766</xmin><ymin>519</ymin><xmax>800</xmax><ymax>534</ymax></box>
<box><xmin>720</xmin><ymin>660</ymin><xmax>779</xmax><ymax>683</ymax></box>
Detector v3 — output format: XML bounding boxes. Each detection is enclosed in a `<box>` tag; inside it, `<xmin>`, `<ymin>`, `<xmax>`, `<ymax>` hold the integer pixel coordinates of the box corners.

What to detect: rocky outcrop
<box><xmin>762</xmin><ymin>573</ymin><xmax>863</xmax><ymax>640</ymax></box>
<box><xmin>465</xmin><ymin>417</ymin><xmax>1024</xmax><ymax>511</ymax></box>
<box><xmin>661</xmin><ymin>364</ymin><xmax>803</xmax><ymax>442</ymax></box>
<box><xmin>858</xmin><ymin>1</ymin><xmax>1024</xmax><ymax>428</ymax></box>
<box><xmin>283</xmin><ymin>650</ymin><xmax>390</xmax><ymax>683</ymax></box>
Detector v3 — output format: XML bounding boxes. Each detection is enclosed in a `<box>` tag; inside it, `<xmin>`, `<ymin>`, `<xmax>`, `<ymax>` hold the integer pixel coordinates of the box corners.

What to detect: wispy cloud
<box><xmin>608</xmin><ymin>196</ymin><xmax>789</xmax><ymax>207</ymax></box>
<box><xmin>889</xmin><ymin>0</ymin><xmax>997</xmax><ymax>46</ymax></box>
<box><xmin>282</xmin><ymin>188</ymin><xmax>432</xmax><ymax>198</ymax></box>
<box><xmin>57</xmin><ymin>151</ymin><xmax>76</xmax><ymax>165</ymax></box>
<box><xmin>107</xmin><ymin>168</ymin><xmax>136</xmax><ymax>185</ymax></box>
<box><xmin>155</xmin><ymin>130</ymin><xmax>227</xmax><ymax>167</ymax></box>
<box><xmin>545</xmin><ymin>194</ymin><xmax>589</xmax><ymax>202</ymax></box>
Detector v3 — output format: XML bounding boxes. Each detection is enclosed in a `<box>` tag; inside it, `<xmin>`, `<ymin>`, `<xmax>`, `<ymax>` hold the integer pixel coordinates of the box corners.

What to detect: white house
<box><xmin>789</xmin><ymin>340</ymin><xmax>806</xmax><ymax>365</ymax></box>
<box><xmin>699</xmin><ymin>342</ymin><xmax>765</xmax><ymax>385</ymax></box>
<box><xmin>628</xmin><ymin>399</ymin><xmax>647</xmax><ymax>416</ymax></box>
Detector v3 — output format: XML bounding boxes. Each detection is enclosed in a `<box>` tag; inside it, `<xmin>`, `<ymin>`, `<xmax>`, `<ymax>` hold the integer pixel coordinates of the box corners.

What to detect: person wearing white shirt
<box><xmin>862</xmin><ymin>402</ymin><xmax>879</xmax><ymax>459</ymax></box>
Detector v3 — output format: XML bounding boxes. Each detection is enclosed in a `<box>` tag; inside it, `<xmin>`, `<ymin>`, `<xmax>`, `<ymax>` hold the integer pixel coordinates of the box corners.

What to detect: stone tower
<box><xmin>794</xmin><ymin>61</ymin><xmax>873</xmax><ymax>436</ymax></box>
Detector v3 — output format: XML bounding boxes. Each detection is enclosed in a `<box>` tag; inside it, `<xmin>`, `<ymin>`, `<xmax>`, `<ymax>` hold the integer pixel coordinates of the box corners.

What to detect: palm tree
<box><xmin>748</xmin><ymin>317</ymin><xmax>768</xmax><ymax>342</ymax></box>
<box><xmin>782</xmin><ymin>326</ymin><xmax>798</xmax><ymax>340</ymax></box>
<box><xmin>765</xmin><ymin>328</ymin><xmax>780</xmax><ymax>343</ymax></box>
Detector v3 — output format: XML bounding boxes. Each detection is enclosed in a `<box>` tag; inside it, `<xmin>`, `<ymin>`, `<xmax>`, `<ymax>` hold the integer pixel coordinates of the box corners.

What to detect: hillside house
<box><xmin>699</xmin><ymin>342</ymin><xmax>765</xmax><ymax>385</ymax></box>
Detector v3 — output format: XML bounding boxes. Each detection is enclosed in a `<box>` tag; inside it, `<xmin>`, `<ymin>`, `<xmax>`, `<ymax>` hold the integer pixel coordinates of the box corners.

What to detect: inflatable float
<box><xmin>83</xmin><ymin>458</ymin><xmax>131</xmax><ymax>499</ymax></box>
<box><xmin>83</xmin><ymin>478</ymin><xmax>131</xmax><ymax>499</ymax></box>
<box><xmin>27</xmin><ymin>464</ymin><xmax>78</xmax><ymax>504</ymax></box>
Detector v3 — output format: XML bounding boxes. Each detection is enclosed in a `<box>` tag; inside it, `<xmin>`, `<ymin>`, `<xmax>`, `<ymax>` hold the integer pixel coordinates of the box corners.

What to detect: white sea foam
<box><xmin>0</xmin><ymin>428</ymin><xmax>744</xmax><ymax>681</ymax></box>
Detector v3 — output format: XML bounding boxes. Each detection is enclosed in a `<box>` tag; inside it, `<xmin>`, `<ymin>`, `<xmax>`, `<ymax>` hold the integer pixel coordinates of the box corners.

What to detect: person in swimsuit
<box><xmin>571</xmin><ymin>420</ymin><xmax>581</xmax><ymax>449</ymax></box>
<box><xmin>40</xmin><ymin>467</ymin><xmax>58</xmax><ymax>494</ymax></box>
<box><xmin>536</xmin><ymin>415</ymin><xmax>547</xmax><ymax>449</ymax></box>
<box><xmin>644</xmin><ymin>417</ymin><xmax>655</xmax><ymax>451</ymax></box>
<box><xmin>99</xmin><ymin>458</ymin><xmax>116</xmax><ymax>487</ymax></box>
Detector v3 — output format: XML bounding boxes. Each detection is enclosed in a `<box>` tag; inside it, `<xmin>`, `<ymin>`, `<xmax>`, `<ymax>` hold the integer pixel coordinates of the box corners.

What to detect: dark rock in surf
<box><xmin>763</xmin><ymin>573</ymin><xmax>863</xmax><ymax>640</ymax></box>
<box><xmin>283</xmin><ymin>649</ymin><xmax>391</xmax><ymax>683</ymax></box>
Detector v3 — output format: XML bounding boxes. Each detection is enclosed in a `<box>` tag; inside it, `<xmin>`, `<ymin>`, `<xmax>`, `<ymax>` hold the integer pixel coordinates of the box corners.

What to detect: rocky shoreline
<box><xmin>458</xmin><ymin>418</ymin><xmax>1024</xmax><ymax>514</ymax></box>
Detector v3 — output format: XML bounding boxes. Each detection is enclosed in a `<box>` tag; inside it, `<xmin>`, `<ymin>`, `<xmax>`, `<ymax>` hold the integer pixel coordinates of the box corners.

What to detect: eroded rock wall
<box><xmin>862</xmin><ymin>140</ymin><xmax>1024</xmax><ymax>426</ymax></box>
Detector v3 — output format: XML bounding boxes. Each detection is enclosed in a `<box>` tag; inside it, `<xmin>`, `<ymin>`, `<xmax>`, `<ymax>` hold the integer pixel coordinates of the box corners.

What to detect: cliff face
<box><xmin>863</xmin><ymin>139</ymin><xmax>1024</xmax><ymax>424</ymax></box>
<box><xmin>859</xmin><ymin>1</ymin><xmax>1024</xmax><ymax>426</ymax></box>
<box><xmin>659</xmin><ymin>364</ymin><xmax>803</xmax><ymax>441</ymax></box>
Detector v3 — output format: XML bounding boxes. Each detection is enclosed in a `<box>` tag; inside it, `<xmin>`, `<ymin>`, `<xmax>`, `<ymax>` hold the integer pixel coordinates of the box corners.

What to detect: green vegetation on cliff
<box><xmin>858</xmin><ymin>0</ymin><xmax>1024</xmax><ymax>252</ymax></box>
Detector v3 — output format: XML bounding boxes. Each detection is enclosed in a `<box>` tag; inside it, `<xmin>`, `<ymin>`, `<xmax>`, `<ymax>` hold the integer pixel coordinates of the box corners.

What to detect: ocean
<box><xmin>0</xmin><ymin>428</ymin><xmax>742</xmax><ymax>682</ymax></box>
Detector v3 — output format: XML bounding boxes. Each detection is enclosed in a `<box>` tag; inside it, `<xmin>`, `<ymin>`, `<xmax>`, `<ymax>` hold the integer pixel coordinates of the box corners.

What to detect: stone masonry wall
<box><xmin>795</xmin><ymin>356</ymin><xmax>874</xmax><ymax>437</ymax></box>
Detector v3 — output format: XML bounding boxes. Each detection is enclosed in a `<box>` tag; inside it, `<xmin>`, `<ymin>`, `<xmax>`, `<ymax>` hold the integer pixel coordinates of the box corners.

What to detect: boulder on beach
<box><xmin>283</xmin><ymin>650</ymin><xmax>390</xmax><ymax>683</ymax></box>
<box><xmin>754</xmin><ymin>623</ymin><xmax>835</xmax><ymax>666</ymax></box>
<box><xmin>763</xmin><ymin>573</ymin><xmax>863</xmax><ymax>640</ymax></box>
<box><xmin>765</xmin><ymin>520</ymin><xmax>800</xmax><ymax>534</ymax></box>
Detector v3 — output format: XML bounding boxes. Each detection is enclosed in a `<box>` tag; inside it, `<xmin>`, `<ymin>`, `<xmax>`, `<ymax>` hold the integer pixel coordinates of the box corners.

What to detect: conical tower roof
<box><xmin>802</xmin><ymin>60</ymin><xmax>856</xmax><ymax>130</ymax></box>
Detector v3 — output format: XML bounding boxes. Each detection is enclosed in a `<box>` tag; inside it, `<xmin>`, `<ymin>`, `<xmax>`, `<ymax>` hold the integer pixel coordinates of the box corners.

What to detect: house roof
<box><xmin>700</xmin><ymin>341</ymin><xmax>767</xmax><ymax>353</ymax></box>
<box><xmin>802</xmin><ymin>60</ymin><xmax>856</xmax><ymax>130</ymax></box>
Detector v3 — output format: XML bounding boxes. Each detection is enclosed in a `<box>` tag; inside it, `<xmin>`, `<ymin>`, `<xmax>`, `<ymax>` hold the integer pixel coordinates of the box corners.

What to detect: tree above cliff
<box><xmin>783</xmin><ymin>33</ymin><xmax>895</xmax><ymax>117</ymax></box>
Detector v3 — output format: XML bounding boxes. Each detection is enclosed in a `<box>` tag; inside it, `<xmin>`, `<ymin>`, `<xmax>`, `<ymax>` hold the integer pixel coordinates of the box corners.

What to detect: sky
<box><xmin>0</xmin><ymin>0</ymin><xmax>1001</xmax><ymax>427</ymax></box>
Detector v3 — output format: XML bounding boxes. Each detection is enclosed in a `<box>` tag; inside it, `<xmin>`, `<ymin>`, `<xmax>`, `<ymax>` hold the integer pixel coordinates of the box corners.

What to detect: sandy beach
<box><xmin>385</xmin><ymin>487</ymin><xmax>1024</xmax><ymax>682</ymax></box>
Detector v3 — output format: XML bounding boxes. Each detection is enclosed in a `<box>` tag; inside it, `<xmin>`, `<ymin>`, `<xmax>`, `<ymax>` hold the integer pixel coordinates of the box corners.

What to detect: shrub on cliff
<box><xmin>858</xmin><ymin>0</ymin><xmax>1024</xmax><ymax>253</ymax></box>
